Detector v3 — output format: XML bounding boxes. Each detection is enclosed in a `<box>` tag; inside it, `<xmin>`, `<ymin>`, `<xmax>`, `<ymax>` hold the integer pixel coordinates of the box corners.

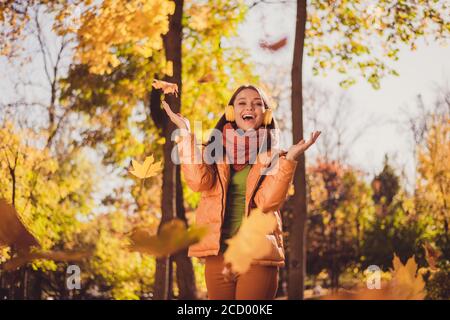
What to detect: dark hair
<box><xmin>228</xmin><ymin>84</ymin><xmax>273</xmax><ymax>110</ymax></box>
<box><xmin>203</xmin><ymin>84</ymin><xmax>278</xmax><ymax>159</ymax></box>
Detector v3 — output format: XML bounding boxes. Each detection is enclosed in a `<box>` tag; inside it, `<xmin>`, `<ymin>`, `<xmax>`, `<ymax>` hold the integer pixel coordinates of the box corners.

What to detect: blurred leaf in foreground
<box><xmin>321</xmin><ymin>254</ymin><xmax>426</xmax><ymax>300</ymax></box>
<box><xmin>128</xmin><ymin>218</ymin><xmax>208</xmax><ymax>257</ymax></box>
<box><xmin>390</xmin><ymin>254</ymin><xmax>426</xmax><ymax>300</ymax></box>
<box><xmin>223</xmin><ymin>208</ymin><xmax>277</xmax><ymax>275</ymax></box>
<box><xmin>0</xmin><ymin>199</ymin><xmax>40</xmax><ymax>251</ymax></box>
<box><xmin>0</xmin><ymin>199</ymin><xmax>92</xmax><ymax>271</ymax></box>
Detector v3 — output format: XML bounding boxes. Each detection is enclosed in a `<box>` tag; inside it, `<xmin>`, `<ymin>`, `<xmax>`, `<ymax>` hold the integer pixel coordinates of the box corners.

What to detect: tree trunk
<box><xmin>152</xmin><ymin>0</ymin><xmax>184</xmax><ymax>300</ymax></box>
<box><xmin>28</xmin><ymin>269</ymin><xmax>43</xmax><ymax>300</ymax></box>
<box><xmin>288</xmin><ymin>0</ymin><xmax>308</xmax><ymax>300</ymax></box>
<box><xmin>173</xmin><ymin>165</ymin><xmax>198</xmax><ymax>300</ymax></box>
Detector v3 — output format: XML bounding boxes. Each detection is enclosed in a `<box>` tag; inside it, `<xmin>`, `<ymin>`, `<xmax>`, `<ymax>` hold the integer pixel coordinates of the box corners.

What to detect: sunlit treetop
<box><xmin>306</xmin><ymin>0</ymin><xmax>450</xmax><ymax>88</ymax></box>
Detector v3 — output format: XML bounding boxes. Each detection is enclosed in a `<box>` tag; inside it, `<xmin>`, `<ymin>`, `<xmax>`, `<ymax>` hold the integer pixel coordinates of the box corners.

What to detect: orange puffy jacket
<box><xmin>177</xmin><ymin>132</ymin><xmax>298</xmax><ymax>267</ymax></box>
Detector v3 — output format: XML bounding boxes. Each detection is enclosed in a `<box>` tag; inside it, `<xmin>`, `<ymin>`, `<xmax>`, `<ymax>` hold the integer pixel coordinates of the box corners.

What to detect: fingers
<box><xmin>294</xmin><ymin>132</ymin><xmax>318</xmax><ymax>147</ymax></box>
<box><xmin>289</xmin><ymin>131</ymin><xmax>321</xmax><ymax>159</ymax></box>
<box><xmin>161</xmin><ymin>100</ymin><xmax>173</xmax><ymax>116</ymax></box>
<box><xmin>312</xmin><ymin>131</ymin><xmax>321</xmax><ymax>143</ymax></box>
<box><xmin>162</xmin><ymin>101</ymin><xmax>185</xmax><ymax>121</ymax></box>
<box><xmin>176</xmin><ymin>112</ymin><xmax>185</xmax><ymax>120</ymax></box>
<box><xmin>305</xmin><ymin>131</ymin><xmax>321</xmax><ymax>145</ymax></box>
<box><xmin>162</xmin><ymin>101</ymin><xmax>182</xmax><ymax>124</ymax></box>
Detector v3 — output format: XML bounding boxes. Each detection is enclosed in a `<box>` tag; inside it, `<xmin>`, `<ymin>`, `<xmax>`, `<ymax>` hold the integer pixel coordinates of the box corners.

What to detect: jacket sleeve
<box><xmin>253</xmin><ymin>154</ymin><xmax>298</xmax><ymax>213</ymax></box>
<box><xmin>177</xmin><ymin>132</ymin><xmax>216</xmax><ymax>192</ymax></box>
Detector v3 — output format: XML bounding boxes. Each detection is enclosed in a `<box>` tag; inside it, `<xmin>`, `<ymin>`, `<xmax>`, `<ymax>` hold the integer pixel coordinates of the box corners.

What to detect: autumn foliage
<box><xmin>1</xmin><ymin>0</ymin><xmax>449</xmax><ymax>300</ymax></box>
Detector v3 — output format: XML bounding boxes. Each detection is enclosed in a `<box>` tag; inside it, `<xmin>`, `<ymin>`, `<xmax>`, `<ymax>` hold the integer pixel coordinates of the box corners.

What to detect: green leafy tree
<box><xmin>362</xmin><ymin>159</ymin><xmax>426</xmax><ymax>269</ymax></box>
<box><xmin>305</xmin><ymin>159</ymin><xmax>374</xmax><ymax>288</ymax></box>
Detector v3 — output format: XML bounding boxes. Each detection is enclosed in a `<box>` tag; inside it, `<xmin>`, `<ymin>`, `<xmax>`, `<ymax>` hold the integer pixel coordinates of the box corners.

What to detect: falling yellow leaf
<box><xmin>128</xmin><ymin>219</ymin><xmax>208</xmax><ymax>257</ymax></box>
<box><xmin>223</xmin><ymin>208</ymin><xmax>277</xmax><ymax>274</ymax></box>
<box><xmin>129</xmin><ymin>155</ymin><xmax>162</xmax><ymax>180</ymax></box>
<box><xmin>152</xmin><ymin>79</ymin><xmax>178</xmax><ymax>96</ymax></box>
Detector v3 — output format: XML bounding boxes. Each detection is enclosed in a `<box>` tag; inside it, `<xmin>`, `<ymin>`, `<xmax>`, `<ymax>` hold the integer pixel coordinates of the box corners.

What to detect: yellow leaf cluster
<box><xmin>75</xmin><ymin>0</ymin><xmax>175</xmax><ymax>74</ymax></box>
<box><xmin>416</xmin><ymin>116</ymin><xmax>449</xmax><ymax>226</ymax></box>
<box><xmin>186</xmin><ymin>4</ymin><xmax>210</xmax><ymax>32</ymax></box>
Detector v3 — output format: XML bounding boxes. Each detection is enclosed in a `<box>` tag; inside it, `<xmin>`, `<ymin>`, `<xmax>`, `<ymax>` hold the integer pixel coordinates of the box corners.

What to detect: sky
<box><xmin>234</xmin><ymin>1</ymin><xmax>450</xmax><ymax>192</ymax></box>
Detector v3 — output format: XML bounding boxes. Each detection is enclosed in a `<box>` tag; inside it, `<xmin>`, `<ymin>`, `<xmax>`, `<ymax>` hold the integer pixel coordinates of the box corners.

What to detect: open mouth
<box><xmin>242</xmin><ymin>114</ymin><xmax>255</xmax><ymax>122</ymax></box>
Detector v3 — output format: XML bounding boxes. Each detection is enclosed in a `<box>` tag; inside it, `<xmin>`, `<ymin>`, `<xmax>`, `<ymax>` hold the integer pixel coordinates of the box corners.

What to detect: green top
<box><xmin>219</xmin><ymin>164</ymin><xmax>251</xmax><ymax>253</ymax></box>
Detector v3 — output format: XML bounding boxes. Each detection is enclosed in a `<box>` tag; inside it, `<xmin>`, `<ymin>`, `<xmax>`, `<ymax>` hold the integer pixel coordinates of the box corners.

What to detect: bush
<box><xmin>424</xmin><ymin>261</ymin><xmax>450</xmax><ymax>300</ymax></box>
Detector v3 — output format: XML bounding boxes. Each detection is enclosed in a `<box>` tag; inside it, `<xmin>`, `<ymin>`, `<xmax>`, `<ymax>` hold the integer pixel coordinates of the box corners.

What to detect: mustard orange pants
<box><xmin>204</xmin><ymin>253</ymin><xmax>279</xmax><ymax>300</ymax></box>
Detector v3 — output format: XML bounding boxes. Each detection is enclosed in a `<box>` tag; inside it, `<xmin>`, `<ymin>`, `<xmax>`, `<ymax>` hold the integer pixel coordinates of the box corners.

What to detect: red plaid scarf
<box><xmin>222</xmin><ymin>122</ymin><xmax>268</xmax><ymax>171</ymax></box>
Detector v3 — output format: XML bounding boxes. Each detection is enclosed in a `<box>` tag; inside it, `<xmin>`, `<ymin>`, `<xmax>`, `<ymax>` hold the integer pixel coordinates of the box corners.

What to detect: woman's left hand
<box><xmin>286</xmin><ymin>131</ymin><xmax>321</xmax><ymax>161</ymax></box>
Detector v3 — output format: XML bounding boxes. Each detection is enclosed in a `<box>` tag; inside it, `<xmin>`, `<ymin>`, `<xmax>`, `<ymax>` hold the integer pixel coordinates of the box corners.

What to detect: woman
<box><xmin>163</xmin><ymin>84</ymin><xmax>321</xmax><ymax>300</ymax></box>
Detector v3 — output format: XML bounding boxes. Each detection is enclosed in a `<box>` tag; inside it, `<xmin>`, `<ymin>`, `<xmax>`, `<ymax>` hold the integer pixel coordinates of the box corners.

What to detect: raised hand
<box><xmin>286</xmin><ymin>131</ymin><xmax>321</xmax><ymax>161</ymax></box>
<box><xmin>161</xmin><ymin>100</ymin><xmax>190</xmax><ymax>132</ymax></box>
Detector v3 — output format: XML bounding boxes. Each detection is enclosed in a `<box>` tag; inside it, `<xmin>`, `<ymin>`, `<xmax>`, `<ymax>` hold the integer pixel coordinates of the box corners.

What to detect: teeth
<box><xmin>242</xmin><ymin>114</ymin><xmax>255</xmax><ymax>120</ymax></box>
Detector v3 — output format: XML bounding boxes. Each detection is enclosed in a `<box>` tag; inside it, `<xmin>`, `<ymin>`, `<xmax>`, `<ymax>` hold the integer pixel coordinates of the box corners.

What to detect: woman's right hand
<box><xmin>162</xmin><ymin>100</ymin><xmax>190</xmax><ymax>132</ymax></box>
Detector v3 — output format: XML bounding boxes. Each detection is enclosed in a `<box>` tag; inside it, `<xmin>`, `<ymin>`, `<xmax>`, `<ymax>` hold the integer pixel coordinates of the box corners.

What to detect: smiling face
<box><xmin>233</xmin><ymin>88</ymin><xmax>266</xmax><ymax>131</ymax></box>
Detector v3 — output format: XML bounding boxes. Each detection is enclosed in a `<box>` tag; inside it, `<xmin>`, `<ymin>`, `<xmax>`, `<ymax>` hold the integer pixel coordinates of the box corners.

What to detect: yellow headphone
<box><xmin>224</xmin><ymin>104</ymin><xmax>273</xmax><ymax>126</ymax></box>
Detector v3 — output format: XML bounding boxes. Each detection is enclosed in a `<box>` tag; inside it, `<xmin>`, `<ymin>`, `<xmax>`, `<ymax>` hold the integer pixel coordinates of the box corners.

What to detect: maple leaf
<box><xmin>223</xmin><ymin>208</ymin><xmax>277</xmax><ymax>275</ymax></box>
<box><xmin>152</xmin><ymin>79</ymin><xmax>179</xmax><ymax>96</ymax></box>
<box><xmin>129</xmin><ymin>155</ymin><xmax>162</xmax><ymax>180</ymax></box>
<box><xmin>259</xmin><ymin>37</ymin><xmax>288</xmax><ymax>52</ymax></box>
<box><xmin>128</xmin><ymin>219</ymin><xmax>208</xmax><ymax>257</ymax></box>
<box><xmin>390</xmin><ymin>254</ymin><xmax>426</xmax><ymax>300</ymax></box>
